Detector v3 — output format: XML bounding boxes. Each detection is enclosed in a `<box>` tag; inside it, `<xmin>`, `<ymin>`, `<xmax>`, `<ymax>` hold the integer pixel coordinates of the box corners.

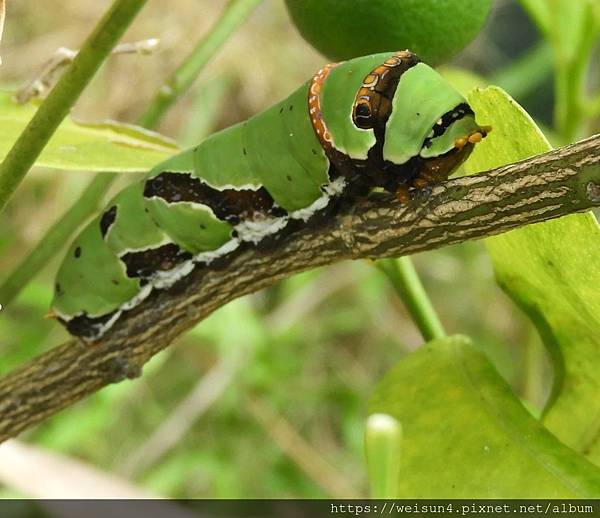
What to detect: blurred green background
<box><xmin>0</xmin><ymin>0</ymin><xmax>588</xmax><ymax>498</ymax></box>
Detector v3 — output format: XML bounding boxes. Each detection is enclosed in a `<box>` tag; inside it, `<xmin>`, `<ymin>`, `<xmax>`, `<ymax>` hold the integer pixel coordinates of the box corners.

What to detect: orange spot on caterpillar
<box><xmin>308</xmin><ymin>62</ymin><xmax>338</xmax><ymax>151</ymax></box>
<box><xmin>454</xmin><ymin>137</ymin><xmax>467</xmax><ymax>149</ymax></box>
<box><xmin>468</xmin><ymin>132</ymin><xmax>483</xmax><ymax>144</ymax></box>
<box><xmin>363</xmin><ymin>74</ymin><xmax>378</xmax><ymax>88</ymax></box>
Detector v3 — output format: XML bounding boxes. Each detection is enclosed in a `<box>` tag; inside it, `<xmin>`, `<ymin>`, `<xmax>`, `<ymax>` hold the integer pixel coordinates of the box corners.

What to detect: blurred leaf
<box><xmin>519</xmin><ymin>0</ymin><xmax>599</xmax><ymax>60</ymax></box>
<box><xmin>465</xmin><ymin>87</ymin><xmax>600</xmax><ymax>462</ymax></box>
<box><xmin>368</xmin><ymin>335</ymin><xmax>600</xmax><ymax>498</ymax></box>
<box><xmin>0</xmin><ymin>91</ymin><xmax>178</xmax><ymax>172</ymax></box>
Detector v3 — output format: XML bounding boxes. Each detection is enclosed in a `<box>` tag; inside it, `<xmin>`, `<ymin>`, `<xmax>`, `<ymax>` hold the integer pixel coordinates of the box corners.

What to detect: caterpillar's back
<box><xmin>52</xmin><ymin>51</ymin><xmax>488</xmax><ymax>340</ymax></box>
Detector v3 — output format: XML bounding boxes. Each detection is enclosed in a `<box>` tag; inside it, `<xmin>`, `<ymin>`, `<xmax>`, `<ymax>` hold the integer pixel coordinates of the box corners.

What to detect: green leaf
<box><xmin>464</xmin><ymin>87</ymin><xmax>600</xmax><ymax>462</ymax></box>
<box><xmin>368</xmin><ymin>335</ymin><xmax>600</xmax><ymax>498</ymax></box>
<box><xmin>0</xmin><ymin>92</ymin><xmax>178</xmax><ymax>172</ymax></box>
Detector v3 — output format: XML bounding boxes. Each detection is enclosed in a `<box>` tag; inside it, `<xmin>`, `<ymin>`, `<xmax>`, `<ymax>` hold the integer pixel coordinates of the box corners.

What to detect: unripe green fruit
<box><xmin>284</xmin><ymin>0</ymin><xmax>493</xmax><ymax>66</ymax></box>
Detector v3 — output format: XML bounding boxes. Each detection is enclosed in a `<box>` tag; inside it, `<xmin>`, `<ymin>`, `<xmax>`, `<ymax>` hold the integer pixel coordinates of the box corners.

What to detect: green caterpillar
<box><xmin>52</xmin><ymin>51</ymin><xmax>488</xmax><ymax>340</ymax></box>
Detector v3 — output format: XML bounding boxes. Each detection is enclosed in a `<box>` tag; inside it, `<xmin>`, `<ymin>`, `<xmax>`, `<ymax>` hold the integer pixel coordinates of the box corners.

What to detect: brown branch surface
<box><xmin>0</xmin><ymin>135</ymin><xmax>599</xmax><ymax>441</ymax></box>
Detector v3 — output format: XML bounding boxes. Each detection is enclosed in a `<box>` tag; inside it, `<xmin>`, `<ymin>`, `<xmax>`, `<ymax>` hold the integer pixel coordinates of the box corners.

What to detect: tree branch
<box><xmin>0</xmin><ymin>134</ymin><xmax>598</xmax><ymax>442</ymax></box>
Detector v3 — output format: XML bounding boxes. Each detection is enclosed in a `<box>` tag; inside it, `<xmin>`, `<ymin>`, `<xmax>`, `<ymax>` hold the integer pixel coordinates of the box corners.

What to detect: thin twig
<box><xmin>0</xmin><ymin>135</ymin><xmax>598</xmax><ymax>442</ymax></box>
<box><xmin>15</xmin><ymin>39</ymin><xmax>160</xmax><ymax>104</ymax></box>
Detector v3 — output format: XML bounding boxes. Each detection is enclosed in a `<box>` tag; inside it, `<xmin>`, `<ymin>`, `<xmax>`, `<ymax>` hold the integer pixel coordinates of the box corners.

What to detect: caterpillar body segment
<box><xmin>52</xmin><ymin>51</ymin><xmax>489</xmax><ymax>340</ymax></box>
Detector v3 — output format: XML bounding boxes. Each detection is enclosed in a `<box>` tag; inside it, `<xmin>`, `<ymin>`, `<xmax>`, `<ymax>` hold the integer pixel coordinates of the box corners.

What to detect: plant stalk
<box><xmin>376</xmin><ymin>257</ymin><xmax>446</xmax><ymax>342</ymax></box>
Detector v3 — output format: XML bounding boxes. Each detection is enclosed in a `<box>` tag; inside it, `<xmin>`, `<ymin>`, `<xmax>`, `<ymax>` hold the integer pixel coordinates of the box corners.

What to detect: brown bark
<box><xmin>0</xmin><ymin>134</ymin><xmax>599</xmax><ymax>442</ymax></box>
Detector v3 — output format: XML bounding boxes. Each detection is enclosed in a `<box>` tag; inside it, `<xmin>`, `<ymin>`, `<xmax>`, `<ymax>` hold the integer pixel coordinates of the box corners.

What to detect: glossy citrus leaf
<box><xmin>0</xmin><ymin>91</ymin><xmax>178</xmax><ymax>173</ymax></box>
<box><xmin>464</xmin><ymin>86</ymin><xmax>600</xmax><ymax>462</ymax></box>
<box><xmin>368</xmin><ymin>335</ymin><xmax>600</xmax><ymax>498</ymax></box>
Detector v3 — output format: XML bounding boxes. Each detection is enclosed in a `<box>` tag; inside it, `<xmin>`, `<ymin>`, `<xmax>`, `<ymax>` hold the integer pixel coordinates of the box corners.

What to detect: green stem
<box><xmin>552</xmin><ymin>4</ymin><xmax>598</xmax><ymax>143</ymax></box>
<box><xmin>0</xmin><ymin>0</ymin><xmax>262</xmax><ymax>305</ymax></box>
<box><xmin>138</xmin><ymin>0</ymin><xmax>262</xmax><ymax>128</ymax></box>
<box><xmin>0</xmin><ymin>0</ymin><xmax>148</xmax><ymax>212</ymax></box>
<box><xmin>376</xmin><ymin>257</ymin><xmax>446</xmax><ymax>342</ymax></box>
<box><xmin>554</xmin><ymin>56</ymin><xmax>586</xmax><ymax>144</ymax></box>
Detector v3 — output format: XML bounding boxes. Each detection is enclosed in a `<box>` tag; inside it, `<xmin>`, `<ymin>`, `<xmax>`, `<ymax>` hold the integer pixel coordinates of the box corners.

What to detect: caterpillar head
<box><xmin>352</xmin><ymin>51</ymin><xmax>489</xmax><ymax>184</ymax></box>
